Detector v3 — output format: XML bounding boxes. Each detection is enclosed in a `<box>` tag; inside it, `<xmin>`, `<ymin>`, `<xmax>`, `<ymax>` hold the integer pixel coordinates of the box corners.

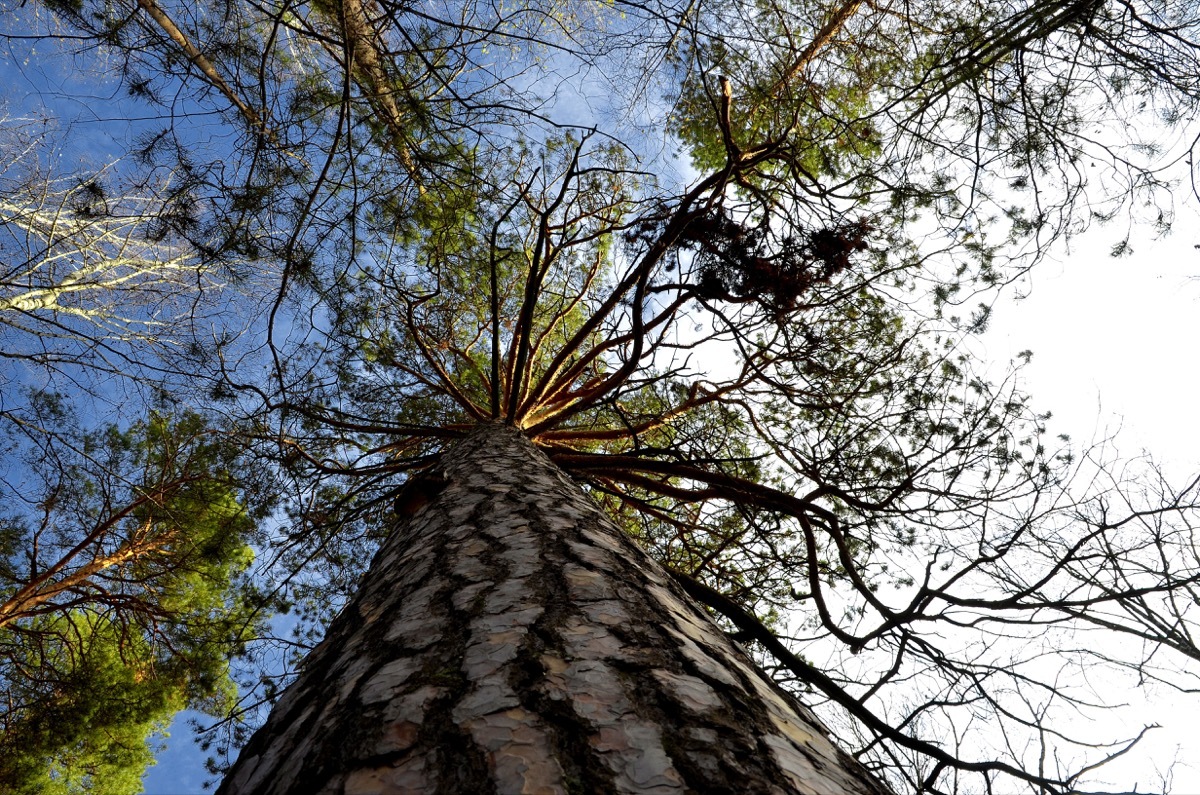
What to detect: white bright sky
<box><xmin>988</xmin><ymin>223</ymin><xmax>1200</xmax><ymax>480</ymax></box>
<box><xmin>981</xmin><ymin>213</ymin><xmax>1200</xmax><ymax>793</ymax></box>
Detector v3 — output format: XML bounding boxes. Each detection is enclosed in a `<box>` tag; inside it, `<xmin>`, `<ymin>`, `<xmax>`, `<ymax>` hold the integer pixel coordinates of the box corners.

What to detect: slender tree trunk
<box><xmin>218</xmin><ymin>423</ymin><xmax>891</xmax><ymax>794</ymax></box>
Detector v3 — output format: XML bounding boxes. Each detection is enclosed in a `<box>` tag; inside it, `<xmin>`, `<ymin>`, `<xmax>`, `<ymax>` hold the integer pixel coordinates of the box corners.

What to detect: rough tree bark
<box><xmin>218</xmin><ymin>423</ymin><xmax>892</xmax><ymax>794</ymax></box>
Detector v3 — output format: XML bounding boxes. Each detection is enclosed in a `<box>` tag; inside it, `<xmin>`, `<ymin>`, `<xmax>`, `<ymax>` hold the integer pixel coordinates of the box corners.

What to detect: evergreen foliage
<box><xmin>0</xmin><ymin>404</ymin><xmax>268</xmax><ymax>794</ymax></box>
<box><xmin>2</xmin><ymin>0</ymin><xmax>1200</xmax><ymax>790</ymax></box>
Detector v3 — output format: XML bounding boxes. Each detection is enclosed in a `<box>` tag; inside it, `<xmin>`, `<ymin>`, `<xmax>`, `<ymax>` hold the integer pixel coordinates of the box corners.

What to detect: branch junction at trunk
<box><xmin>218</xmin><ymin>423</ymin><xmax>891</xmax><ymax>794</ymax></box>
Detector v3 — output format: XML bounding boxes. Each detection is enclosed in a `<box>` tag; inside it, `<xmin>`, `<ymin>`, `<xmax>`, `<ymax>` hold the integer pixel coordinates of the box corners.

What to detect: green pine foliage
<box><xmin>1</xmin><ymin>613</ymin><xmax>185</xmax><ymax>795</ymax></box>
<box><xmin>0</xmin><ymin>405</ymin><xmax>268</xmax><ymax>794</ymax></box>
<box><xmin>6</xmin><ymin>0</ymin><xmax>1200</xmax><ymax>790</ymax></box>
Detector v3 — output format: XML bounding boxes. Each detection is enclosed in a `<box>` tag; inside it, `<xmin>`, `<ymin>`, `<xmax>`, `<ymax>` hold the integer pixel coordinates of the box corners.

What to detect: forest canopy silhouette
<box><xmin>1</xmin><ymin>0</ymin><xmax>1200</xmax><ymax>792</ymax></box>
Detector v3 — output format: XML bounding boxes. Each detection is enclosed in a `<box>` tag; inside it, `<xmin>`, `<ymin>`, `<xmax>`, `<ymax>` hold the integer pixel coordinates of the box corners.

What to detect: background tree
<box><xmin>0</xmin><ymin>109</ymin><xmax>276</xmax><ymax>791</ymax></box>
<box><xmin>0</xmin><ymin>116</ymin><xmax>244</xmax><ymax>387</ymax></box>
<box><xmin>5</xmin><ymin>0</ymin><xmax>1200</xmax><ymax>792</ymax></box>
<box><xmin>0</xmin><ymin>396</ymin><xmax>272</xmax><ymax>794</ymax></box>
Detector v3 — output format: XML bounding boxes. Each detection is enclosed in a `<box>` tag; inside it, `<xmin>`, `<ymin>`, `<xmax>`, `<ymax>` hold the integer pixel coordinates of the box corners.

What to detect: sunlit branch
<box><xmin>762</xmin><ymin>0</ymin><xmax>866</xmax><ymax>104</ymax></box>
<box><xmin>536</xmin><ymin>380</ymin><xmax>739</xmax><ymax>445</ymax></box>
<box><xmin>513</xmin><ymin>242</ymin><xmax>610</xmax><ymax>420</ymax></box>
<box><xmin>521</xmin><ymin>291</ymin><xmax>695</xmax><ymax>433</ymax></box>
<box><xmin>0</xmin><ymin>186</ymin><xmax>219</xmax><ymax>345</ymax></box>
<box><xmin>403</xmin><ymin>298</ymin><xmax>489</xmax><ymax>421</ymax></box>
<box><xmin>488</xmin><ymin>194</ymin><xmax>522</xmax><ymax>418</ymax></box>
<box><xmin>507</xmin><ymin>148</ymin><xmax>585</xmax><ymax>424</ymax></box>
<box><xmin>0</xmin><ymin>502</ymin><xmax>172</xmax><ymax>631</ymax></box>
<box><xmin>133</xmin><ymin>0</ymin><xmax>275</xmax><ymax>142</ymax></box>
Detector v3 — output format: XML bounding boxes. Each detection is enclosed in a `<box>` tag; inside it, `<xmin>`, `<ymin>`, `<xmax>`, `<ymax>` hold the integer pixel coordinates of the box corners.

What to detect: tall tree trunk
<box><xmin>218</xmin><ymin>423</ymin><xmax>891</xmax><ymax>794</ymax></box>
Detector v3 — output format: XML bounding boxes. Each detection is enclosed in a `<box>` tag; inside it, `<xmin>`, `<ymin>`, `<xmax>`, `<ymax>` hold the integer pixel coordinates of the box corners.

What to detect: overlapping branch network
<box><xmin>26</xmin><ymin>0</ymin><xmax>1200</xmax><ymax>790</ymax></box>
<box><xmin>279</xmin><ymin>114</ymin><xmax>1200</xmax><ymax>792</ymax></box>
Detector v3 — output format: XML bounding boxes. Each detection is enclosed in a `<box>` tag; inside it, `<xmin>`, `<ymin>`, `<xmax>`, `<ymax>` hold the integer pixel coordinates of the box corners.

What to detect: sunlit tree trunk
<box><xmin>218</xmin><ymin>423</ymin><xmax>891</xmax><ymax>794</ymax></box>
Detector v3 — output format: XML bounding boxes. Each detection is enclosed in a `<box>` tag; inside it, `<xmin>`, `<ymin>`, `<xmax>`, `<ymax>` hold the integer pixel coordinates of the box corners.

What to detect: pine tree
<box><xmin>9</xmin><ymin>1</ymin><xmax>1200</xmax><ymax>791</ymax></box>
<box><xmin>218</xmin><ymin>423</ymin><xmax>891</xmax><ymax>795</ymax></box>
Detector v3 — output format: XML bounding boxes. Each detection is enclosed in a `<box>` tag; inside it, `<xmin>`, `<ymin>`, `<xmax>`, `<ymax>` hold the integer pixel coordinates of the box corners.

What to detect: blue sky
<box><xmin>5</xmin><ymin>4</ymin><xmax>1200</xmax><ymax>792</ymax></box>
<box><xmin>143</xmin><ymin>712</ymin><xmax>212</xmax><ymax>795</ymax></box>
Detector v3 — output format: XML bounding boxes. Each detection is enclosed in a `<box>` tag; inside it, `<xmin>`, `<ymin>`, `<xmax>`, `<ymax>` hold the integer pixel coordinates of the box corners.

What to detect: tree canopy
<box><xmin>2</xmin><ymin>0</ymin><xmax>1200</xmax><ymax>791</ymax></box>
<box><xmin>0</xmin><ymin>399</ymin><xmax>271</xmax><ymax>793</ymax></box>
